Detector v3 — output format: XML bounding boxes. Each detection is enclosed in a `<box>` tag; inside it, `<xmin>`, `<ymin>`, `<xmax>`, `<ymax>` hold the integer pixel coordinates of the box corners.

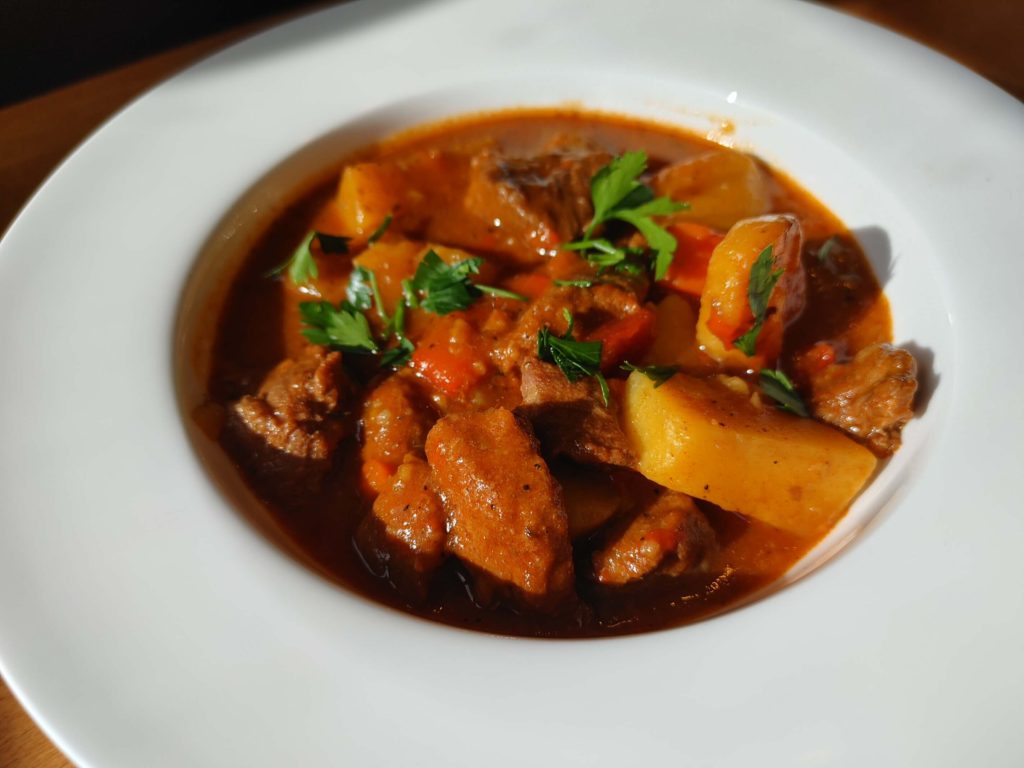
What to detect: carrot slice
<box><xmin>410</xmin><ymin>315</ymin><xmax>489</xmax><ymax>398</ymax></box>
<box><xmin>658</xmin><ymin>222</ymin><xmax>725</xmax><ymax>297</ymax></box>
<box><xmin>503</xmin><ymin>272</ymin><xmax>552</xmax><ymax>299</ymax></box>
<box><xmin>587</xmin><ymin>308</ymin><xmax>656</xmax><ymax>371</ymax></box>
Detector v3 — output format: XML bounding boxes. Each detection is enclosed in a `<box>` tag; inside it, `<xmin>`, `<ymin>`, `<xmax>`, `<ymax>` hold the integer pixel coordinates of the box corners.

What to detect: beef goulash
<box><xmin>196</xmin><ymin>110</ymin><xmax>917</xmax><ymax>637</ymax></box>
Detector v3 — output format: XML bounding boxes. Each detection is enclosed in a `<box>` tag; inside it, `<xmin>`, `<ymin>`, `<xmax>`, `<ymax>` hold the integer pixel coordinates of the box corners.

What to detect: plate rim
<box><xmin>1</xmin><ymin>1</ymin><xmax>1022</xmax><ymax>766</ymax></box>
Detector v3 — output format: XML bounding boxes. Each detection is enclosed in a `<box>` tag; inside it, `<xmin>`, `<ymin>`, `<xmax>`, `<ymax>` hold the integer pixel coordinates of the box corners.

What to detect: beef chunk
<box><xmin>592</xmin><ymin>492</ymin><xmax>715</xmax><ymax>586</ymax></box>
<box><xmin>555</xmin><ymin>462</ymin><xmax>626</xmax><ymax>538</ymax></box>
<box><xmin>517</xmin><ymin>358</ymin><xmax>635</xmax><ymax>468</ymax></box>
<box><xmin>464</xmin><ymin>145</ymin><xmax>610</xmax><ymax>260</ymax></box>
<box><xmin>355</xmin><ymin>457</ymin><xmax>445</xmax><ymax>601</ymax></box>
<box><xmin>806</xmin><ymin>342</ymin><xmax>917</xmax><ymax>457</ymax></box>
<box><xmin>361</xmin><ymin>376</ymin><xmax>435</xmax><ymax>464</ymax></box>
<box><xmin>491</xmin><ymin>283</ymin><xmax>643</xmax><ymax>373</ymax></box>
<box><xmin>232</xmin><ymin>346</ymin><xmax>348</xmax><ymax>461</ymax></box>
<box><xmin>425</xmin><ymin>408</ymin><xmax>575</xmax><ymax>612</ymax></box>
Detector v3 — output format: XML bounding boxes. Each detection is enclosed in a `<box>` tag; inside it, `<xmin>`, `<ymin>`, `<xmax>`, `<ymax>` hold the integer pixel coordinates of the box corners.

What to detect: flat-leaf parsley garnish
<box><xmin>538</xmin><ymin>309</ymin><xmax>609</xmax><ymax>405</ymax></box>
<box><xmin>734</xmin><ymin>245</ymin><xmax>783</xmax><ymax>357</ymax></box>
<box><xmin>298</xmin><ymin>300</ymin><xmax>378</xmax><ymax>353</ymax></box>
<box><xmin>569</xmin><ymin>151</ymin><xmax>689</xmax><ymax>280</ymax></box>
<box><xmin>620</xmin><ymin>361</ymin><xmax>680</xmax><ymax>387</ymax></box>
<box><xmin>367</xmin><ymin>214</ymin><xmax>393</xmax><ymax>245</ymax></box>
<box><xmin>409</xmin><ymin>250</ymin><xmax>482</xmax><ymax>315</ymax></box>
<box><xmin>408</xmin><ymin>250</ymin><xmax>526</xmax><ymax>315</ymax></box>
<box><xmin>267</xmin><ymin>231</ymin><xmax>350</xmax><ymax>285</ymax></box>
<box><xmin>759</xmin><ymin>368</ymin><xmax>809</xmax><ymax>417</ymax></box>
<box><xmin>344</xmin><ymin>264</ymin><xmax>414</xmax><ymax>368</ymax></box>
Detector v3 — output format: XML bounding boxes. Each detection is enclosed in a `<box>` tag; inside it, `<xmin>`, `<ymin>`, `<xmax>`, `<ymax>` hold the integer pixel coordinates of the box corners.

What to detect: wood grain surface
<box><xmin>0</xmin><ymin>2</ymin><xmax>1020</xmax><ymax>765</ymax></box>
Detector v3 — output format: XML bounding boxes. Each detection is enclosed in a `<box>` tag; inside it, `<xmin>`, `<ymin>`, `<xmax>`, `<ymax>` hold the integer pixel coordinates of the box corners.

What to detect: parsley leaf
<box><xmin>380</xmin><ymin>336</ymin><xmax>415</xmax><ymax>368</ymax></box>
<box><xmin>285</xmin><ymin>232</ymin><xmax>318</xmax><ymax>285</ymax></box>
<box><xmin>572</xmin><ymin>151</ymin><xmax>688</xmax><ymax>280</ymax></box>
<box><xmin>734</xmin><ymin>245</ymin><xmax>784</xmax><ymax>356</ymax></box>
<box><xmin>562</xmin><ymin>238</ymin><xmax>646</xmax><ymax>273</ymax></box>
<box><xmin>367</xmin><ymin>214</ymin><xmax>393</xmax><ymax>245</ymax></box>
<box><xmin>759</xmin><ymin>368</ymin><xmax>809</xmax><ymax>417</ymax></box>
<box><xmin>315</xmin><ymin>233</ymin><xmax>350</xmax><ymax>254</ymax></box>
<box><xmin>346</xmin><ymin>266</ymin><xmax>375</xmax><ymax>311</ymax></box>
<box><xmin>587</xmin><ymin>151</ymin><xmax>651</xmax><ymax>236</ymax></box>
<box><xmin>348</xmin><ymin>264</ymin><xmax>414</xmax><ymax>365</ymax></box>
<box><xmin>620</xmin><ymin>361</ymin><xmax>679</xmax><ymax>387</ymax></box>
<box><xmin>537</xmin><ymin>309</ymin><xmax>609</xmax><ymax>405</ymax></box>
<box><xmin>476</xmin><ymin>285</ymin><xmax>528</xmax><ymax>302</ymax></box>
<box><xmin>817</xmin><ymin>235</ymin><xmax>839</xmax><ymax>263</ymax></box>
<box><xmin>410</xmin><ymin>250</ymin><xmax>482</xmax><ymax>315</ymax></box>
<box><xmin>267</xmin><ymin>231</ymin><xmax>349</xmax><ymax>284</ymax></box>
<box><xmin>298</xmin><ymin>300</ymin><xmax>378</xmax><ymax>353</ymax></box>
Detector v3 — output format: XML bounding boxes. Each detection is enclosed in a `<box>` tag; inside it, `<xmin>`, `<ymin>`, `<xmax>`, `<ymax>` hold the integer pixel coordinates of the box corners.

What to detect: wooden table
<box><xmin>1</xmin><ymin>2</ymin><xmax>1020</xmax><ymax>765</ymax></box>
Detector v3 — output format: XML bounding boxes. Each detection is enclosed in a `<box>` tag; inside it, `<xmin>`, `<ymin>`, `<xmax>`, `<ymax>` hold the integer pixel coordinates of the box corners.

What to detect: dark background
<box><xmin>0</xmin><ymin>0</ymin><xmax>325</xmax><ymax>106</ymax></box>
<box><xmin>2</xmin><ymin>0</ymin><xmax>1021</xmax><ymax>108</ymax></box>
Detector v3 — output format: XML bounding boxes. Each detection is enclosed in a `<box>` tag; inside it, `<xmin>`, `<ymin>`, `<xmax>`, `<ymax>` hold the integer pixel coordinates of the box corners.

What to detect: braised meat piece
<box><xmin>554</xmin><ymin>462</ymin><xmax>626</xmax><ymax>538</ymax></box>
<box><xmin>425</xmin><ymin>408</ymin><xmax>575</xmax><ymax>612</ymax></box>
<box><xmin>465</xmin><ymin>145</ymin><xmax>610</xmax><ymax>260</ymax></box>
<box><xmin>805</xmin><ymin>343</ymin><xmax>917</xmax><ymax>457</ymax></box>
<box><xmin>361</xmin><ymin>376</ymin><xmax>435</xmax><ymax>464</ymax></box>
<box><xmin>355</xmin><ymin>457</ymin><xmax>446</xmax><ymax>601</ymax></box>
<box><xmin>593</xmin><ymin>492</ymin><xmax>715</xmax><ymax>586</ymax></box>
<box><xmin>232</xmin><ymin>346</ymin><xmax>348</xmax><ymax>461</ymax></box>
<box><xmin>517</xmin><ymin>358</ymin><xmax>635</xmax><ymax>468</ymax></box>
<box><xmin>491</xmin><ymin>283</ymin><xmax>643</xmax><ymax>373</ymax></box>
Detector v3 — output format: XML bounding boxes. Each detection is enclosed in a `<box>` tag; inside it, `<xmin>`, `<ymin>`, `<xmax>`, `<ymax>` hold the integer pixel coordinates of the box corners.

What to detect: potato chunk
<box><xmin>622</xmin><ymin>372</ymin><xmax>877</xmax><ymax>538</ymax></box>
<box><xmin>335</xmin><ymin>162</ymin><xmax>402</xmax><ymax>238</ymax></box>
<box><xmin>653</xmin><ymin>149</ymin><xmax>771</xmax><ymax>230</ymax></box>
<box><xmin>696</xmin><ymin>214</ymin><xmax>806</xmax><ymax>371</ymax></box>
<box><xmin>642</xmin><ymin>293</ymin><xmax>713</xmax><ymax>374</ymax></box>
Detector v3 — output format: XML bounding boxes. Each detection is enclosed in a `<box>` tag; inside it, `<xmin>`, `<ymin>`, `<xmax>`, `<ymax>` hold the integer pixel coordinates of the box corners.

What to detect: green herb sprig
<box><xmin>538</xmin><ymin>309</ymin><xmax>609</xmax><ymax>405</ymax></box>
<box><xmin>568</xmin><ymin>151</ymin><xmax>688</xmax><ymax>280</ymax></box>
<box><xmin>315</xmin><ymin>249</ymin><xmax>526</xmax><ymax>367</ymax></box>
<box><xmin>734</xmin><ymin>245</ymin><xmax>784</xmax><ymax>357</ymax></box>
<box><xmin>759</xmin><ymin>368</ymin><xmax>809</xmax><ymax>417</ymax></box>
<box><xmin>298</xmin><ymin>300</ymin><xmax>377</xmax><ymax>353</ymax></box>
<box><xmin>407</xmin><ymin>250</ymin><xmax>526</xmax><ymax>315</ymax></box>
<box><xmin>344</xmin><ymin>264</ymin><xmax>414</xmax><ymax>367</ymax></box>
<box><xmin>553</xmin><ymin>278</ymin><xmax>597</xmax><ymax>288</ymax></box>
<box><xmin>267</xmin><ymin>231</ymin><xmax>350</xmax><ymax>285</ymax></box>
<box><xmin>367</xmin><ymin>214</ymin><xmax>393</xmax><ymax>245</ymax></box>
<box><xmin>620</xmin><ymin>361</ymin><xmax>680</xmax><ymax>388</ymax></box>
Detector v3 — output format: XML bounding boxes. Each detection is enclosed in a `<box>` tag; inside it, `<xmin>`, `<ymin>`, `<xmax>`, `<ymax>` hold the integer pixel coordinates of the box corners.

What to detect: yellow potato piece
<box><xmin>335</xmin><ymin>162</ymin><xmax>402</xmax><ymax>238</ymax></box>
<box><xmin>622</xmin><ymin>372</ymin><xmax>877</xmax><ymax>539</ymax></box>
<box><xmin>653</xmin><ymin>149</ymin><xmax>771</xmax><ymax>230</ymax></box>
<box><xmin>696</xmin><ymin>214</ymin><xmax>804</xmax><ymax>371</ymax></box>
<box><xmin>642</xmin><ymin>293</ymin><xmax>714</xmax><ymax>374</ymax></box>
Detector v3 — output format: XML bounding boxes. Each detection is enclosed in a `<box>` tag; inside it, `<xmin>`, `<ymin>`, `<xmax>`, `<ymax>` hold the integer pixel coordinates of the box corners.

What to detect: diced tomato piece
<box><xmin>410</xmin><ymin>315</ymin><xmax>489</xmax><ymax>399</ymax></box>
<box><xmin>587</xmin><ymin>308</ymin><xmax>656</xmax><ymax>371</ymax></box>
<box><xmin>658</xmin><ymin>222</ymin><xmax>725</xmax><ymax>297</ymax></box>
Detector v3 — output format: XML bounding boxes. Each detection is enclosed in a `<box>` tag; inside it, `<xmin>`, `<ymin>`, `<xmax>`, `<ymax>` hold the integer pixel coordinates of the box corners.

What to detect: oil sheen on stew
<box><xmin>198</xmin><ymin>109</ymin><xmax>917</xmax><ymax>638</ymax></box>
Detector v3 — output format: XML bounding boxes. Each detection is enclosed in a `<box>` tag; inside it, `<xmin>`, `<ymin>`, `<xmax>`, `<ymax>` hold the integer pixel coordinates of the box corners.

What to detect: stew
<box><xmin>192</xmin><ymin>109</ymin><xmax>917</xmax><ymax>637</ymax></box>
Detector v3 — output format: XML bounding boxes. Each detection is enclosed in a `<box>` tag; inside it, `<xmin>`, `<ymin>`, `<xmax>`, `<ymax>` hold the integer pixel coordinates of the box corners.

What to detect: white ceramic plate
<box><xmin>1</xmin><ymin>1</ymin><xmax>1022</xmax><ymax>765</ymax></box>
